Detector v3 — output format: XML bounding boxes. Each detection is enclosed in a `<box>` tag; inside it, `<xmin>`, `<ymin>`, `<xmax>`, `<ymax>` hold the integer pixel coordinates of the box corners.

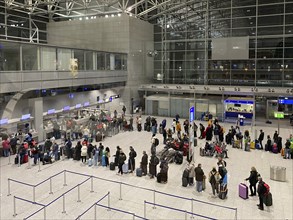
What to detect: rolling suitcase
<box><xmin>122</xmin><ymin>163</ymin><xmax>128</xmax><ymax>174</ymax></box>
<box><xmin>157</xmin><ymin>173</ymin><xmax>162</xmax><ymax>183</ymax></box>
<box><xmin>264</xmin><ymin>192</ymin><xmax>273</xmax><ymax>206</ymax></box>
<box><xmin>88</xmin><ymin>158</ymin><xmax>93</xmax><ymax>166</ymax></box>
<box><xmin>147</xmin><ymin>125</ymin><xmax>151</xmax><ymax>132</ymax></box>
<box><xmin>137</xmin><ymin>124</ymin><xmax>142</xmax><ymax>132</ymax></box>
<box><xmin>110</xmin><ymin>162</ymin><xmax>115</xmax><ymax>170</ymax></box>
<box><xmin>23</xmin><ymin>154</ymin><xmax>29</xmax><ymax>163</ymax></box>
<box><xmin>200</xmin><ymin>147</ymin><xmax>204</xmax><ymax>156</ymax></box>
<box><xmin>182</xmin><ymin>177</ymin><xmax>188</xmax><ymax>187</ymax></box>
<box><xmin>136</xmin><ymin>168</ymin><xmax>142</xmax><ymax>177</ymax></box>
<box><xmin>102</xmin><ymin>155</ymin><xmax>106</xmax><ymax>166</ymax></box>
<box><xmin>239</xmin><ymin>183</ymin><xmax>248</xmax><ymax>199</ymax></box>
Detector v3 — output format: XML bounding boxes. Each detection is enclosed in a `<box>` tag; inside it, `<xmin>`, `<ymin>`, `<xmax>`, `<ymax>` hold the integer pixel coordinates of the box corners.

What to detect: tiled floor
<box><xmin>0</xmin><ymin>116</ymin><xmax>292</xmax><ymax>220</ymax></box>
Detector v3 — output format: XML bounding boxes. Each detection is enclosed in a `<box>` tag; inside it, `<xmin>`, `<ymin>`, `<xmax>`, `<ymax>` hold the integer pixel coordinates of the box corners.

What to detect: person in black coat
<box><xmin>277</xmin><ymin>136</ymin><xmax>282</xmax><ymax>153</ymax></box>
<box><xmin>149</xmin><ymin>155</ymin><xmax>159</xmax><ymax>179</ymax></box>
<box><xmin>257</xmin><ymin>177</ymin><xmax>267</xmax><ymax>210</ymax></box>
<box><xmin>75</xmin><ymin>141</ymin><xmax>82</xmax><ymax>161</ymax></box>
<box><xmin>266</xmin><ymin>135</ymin><xmax>272</xmax><ymax>151</ymax></box>
<box><xmin>245</xmin><ymin>166</ymin><xmax>259</xmax><ymax>196</ymax></box>
<box><xmin>128</xmin><ymin>146</ymin><xmax>137</xmax><ymax>172</ymax></box>
<box><xmin>205</xmin><ymin>126</ymin><xmax>213</xmax><ymax>141</ymax></box>
<box><xmin>117</xmin><ymin>150</ymin><xmax>126</xmax><ymax>175</ymax></box>
<box><xmin>114</xmin><ymin>146</ymin><xmax>120</xmax><ymax>166</ymax></box>
<box><xmin>140</xmin><ymin>151</ymin><xmax>148</xmax><ymax>175</ymax></box>
<box><xmin>258</xmin><ymin>130</ymin><xmax>264</xmax><ymax>149</ymax></box>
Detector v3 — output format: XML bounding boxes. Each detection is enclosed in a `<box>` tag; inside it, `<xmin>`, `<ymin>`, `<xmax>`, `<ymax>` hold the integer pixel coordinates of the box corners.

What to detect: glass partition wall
<box><xmin>0</xmin><ymin>40</ymin><xmax>127</xmax><ymax>72</ymax></box>
<box><xmin>154</xmin><ymin>0</ymin><xmax>293</xmax><ymax>87</ymax></box>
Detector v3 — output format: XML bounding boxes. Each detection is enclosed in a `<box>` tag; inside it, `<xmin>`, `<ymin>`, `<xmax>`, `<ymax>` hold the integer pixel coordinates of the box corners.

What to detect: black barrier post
<box><xmin>8</xmin><ymin>153</ymin><xmax>11</xmax><ymax>165</ymax></box>
<box><xmin>49</xmin><ymin>177</ymin><xmax>53</xmax><ymax>194</ymax></box>
<box><xmin>7</xmin><ymin>179</ymin><xmax>11</xmax><ymax>196</ymax></box>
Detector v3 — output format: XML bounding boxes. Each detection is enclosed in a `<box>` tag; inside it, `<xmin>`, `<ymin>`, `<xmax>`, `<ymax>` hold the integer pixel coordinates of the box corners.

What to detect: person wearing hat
<box><xmin>258</xmin><ymin>130</ymin><xmax>264</xmax><ymax>149</ymax></box>
<box><xmin>141</xmin><ymin>151</ymin><xmax>148</xmax><ymax>176</ymax></box>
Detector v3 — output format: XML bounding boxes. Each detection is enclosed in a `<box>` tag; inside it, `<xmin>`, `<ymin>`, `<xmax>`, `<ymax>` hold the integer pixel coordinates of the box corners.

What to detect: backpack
<box><xmin>263</xmin><ymin>183</ymin><xmax>270</xmax><ymax>195</ymax></box>
<box><xmin>209</xmin><ymin>173</ymin><xmax>216</xmax><ymax>184</ymax></box>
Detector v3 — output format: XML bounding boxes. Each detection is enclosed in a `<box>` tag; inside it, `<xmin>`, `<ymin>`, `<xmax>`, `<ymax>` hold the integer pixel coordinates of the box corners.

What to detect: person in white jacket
<box><xmin>81</xmin><ymin>144</ymin><xmax>87</xmax><ymax>163</ymax></box>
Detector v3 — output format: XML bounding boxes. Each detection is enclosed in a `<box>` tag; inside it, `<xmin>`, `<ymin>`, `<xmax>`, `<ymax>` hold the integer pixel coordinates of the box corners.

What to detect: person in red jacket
<box><xmin>2</xmin><ymin>139</ymin><xmax>11</xmax><ymax>157</ymax></box>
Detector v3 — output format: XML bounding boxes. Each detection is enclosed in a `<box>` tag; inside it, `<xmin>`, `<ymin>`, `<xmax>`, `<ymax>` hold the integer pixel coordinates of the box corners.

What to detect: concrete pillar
<box><xmin>29</xmin><ymin>98</ymin><xmax>44</xmax><ymax>142</ymax></box>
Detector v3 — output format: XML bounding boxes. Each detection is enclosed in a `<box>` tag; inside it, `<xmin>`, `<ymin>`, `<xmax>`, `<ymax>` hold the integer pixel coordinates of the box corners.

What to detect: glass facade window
<box><xmin>122</xmin><ymin>54</ymin><xmax>127</xmax><ymax>70</ymax></box>
<box><xmin>0</xmin><ymin>41</ymin><xmax>20</xmax><ymax>71</ymax></box>
<box><xmin>22</xmin><ymin>44</ymin><xmax>38</xmax><ymax>70</ymax></box>
<box><xmin>154</xmin><ymin>0</ymin><xmax>293</xmax><ymax>86</ymax></box>
<box><xmin>41</xmin><ymin>47</ymin><xmax>56</xmax><ymax>71</ymax></box>
<box><xmin>85</xmin><ymin>51</ymin><xmax>93</xmax><ymax>70</ymax></box>
<box><xmin>115</xmin><ymin>54</ymin><xmax>122</xmax><ymax>70</ymax></box>
<box><xmin>73</xmin><ymin>50</ymin><xmax>85</xmax><ymax>70</ymax></box>
<box><xmin>97</xmin><ymin>52</ymin><xmax>105</xmax><ymax>70</ymax></box>
<box><xmin>57</xmin><ymin>48</ymin><xmax>71</xmax><ymax>71</ymax></box>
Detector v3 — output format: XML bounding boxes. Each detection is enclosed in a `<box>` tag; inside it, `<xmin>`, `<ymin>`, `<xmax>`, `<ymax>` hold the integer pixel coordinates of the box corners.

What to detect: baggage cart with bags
<box><xmin>239</xmin><ymin>183</ymin><xmax>249</xmax><ymax>199</ymax></box>
<box><xmin>270</xmin><ymin>166</ymin><xmax>286</xmax><ymax>182</ymax></box>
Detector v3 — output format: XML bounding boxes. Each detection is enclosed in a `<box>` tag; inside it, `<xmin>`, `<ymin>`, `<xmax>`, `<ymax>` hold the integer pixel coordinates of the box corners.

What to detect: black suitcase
<box><xmin>136</xmin><ymin>168</ymin><xmax>142</xmax><ymax>177</ymax></box>
<box><xmin>157</xmin><ymin>173</ymin><xmax>162</xmax><ymax>183</ymax></box>
<box><xmin>110</xmin><ymin>162</ymin><xmax>115</xmax><ymax>170</ymax></box>
<box><xmin>144</xmin><ymin>123</ymin><xmax>147</xmax><ymax>131</ymax></box>
<box><xmin>147</xmin><ymin>125</ymin><xmax>151</xmax><ymax>132</ymax></box>
<box><xmin>219</xmin><ymin>184</ymin><xmax>228</xmax><ymax>200</ymax></box>
<box><xmin>264</xmin><ymin>192</ymin><xmax>273</xmax><ymax>206</ymax></box>
<box><xmin>200</xmin><ymin>147</ymin><xmax>205</xmax><ymax>156</ymax></box>
<box><xmin>15</xmin><ymin>156</ymin><xmax>19</xmax><ymax>164</ymax></box>
<box><xmin>137</xmin><ymin>124</ymin><xmax>142</xmax><ymax>132</ymax></box>
<box><xmin>182</xmin><ymin>177</ymin><xmax>188</xmax><ymax>187</ymax></box>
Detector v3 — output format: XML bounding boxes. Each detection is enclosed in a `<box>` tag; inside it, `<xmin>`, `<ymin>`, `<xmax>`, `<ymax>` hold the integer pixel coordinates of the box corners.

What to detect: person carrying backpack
<box><xmin>209</xmin><ymin>167</ymin><xmax>220</xmax><ymax>197</ymax></box>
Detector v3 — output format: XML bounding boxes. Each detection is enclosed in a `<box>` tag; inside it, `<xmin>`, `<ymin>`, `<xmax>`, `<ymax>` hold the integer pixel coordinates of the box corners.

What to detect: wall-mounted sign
<box><xmin>0</xmin><ymin>118</ymin><xmax>8</xmax><ymax>125</ymax></box>
<box><xmin>274</xmin><ymin>112</ymin><xmax>284</xmax><ymax>119</ymax></box>
<box><xmin>47</xmin><ymin>109</ymin><xmax>55</xmax><ymax>114</ymax></box>
<box><xmin>21</xmin><ymin>114</ymin><xmax>31</xmax><ymax>120</ymax></box>
<box><xmin>63</xmin><ymin>106</ymin><xmax>70</xmax><ymax>111</ymax></box>
<box><xmin>84</xmin><ymin>102</ymin><xmax>90</xmax><ymax>107</ymax></box>
<box><xmin>76</xmin><ymin>104</ymin><xmax>82</xmax><ymax>108</ymax></box>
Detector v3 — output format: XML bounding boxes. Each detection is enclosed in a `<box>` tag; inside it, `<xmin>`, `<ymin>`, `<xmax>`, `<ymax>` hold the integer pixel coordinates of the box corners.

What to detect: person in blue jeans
<box><xmin>194</xmin><ymin>163</ymin><xmax>205</xmax><ymax>192</ymax></box>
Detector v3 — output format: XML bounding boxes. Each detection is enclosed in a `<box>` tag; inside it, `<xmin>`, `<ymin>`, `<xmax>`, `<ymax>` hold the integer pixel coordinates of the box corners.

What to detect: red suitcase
<box><xmin>239</xmin><ymin>183</ymin><xmax>248</xmax><ymax>199</ymax></box>
<box><xmin>23</xmin><ymin>154</ymin><xmax>29</xmax><ymax>163</ymax></box>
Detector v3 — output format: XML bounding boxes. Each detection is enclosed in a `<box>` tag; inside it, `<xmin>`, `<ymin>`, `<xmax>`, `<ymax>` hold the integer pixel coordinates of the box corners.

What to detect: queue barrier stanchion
<box><xmin>191</xmin><ymin>199</ymin><xmax>194</xmax><ymax>219</ymax></box>
<box><xmin>94</xmin><ymin>204</ymin><xmax>97</xmax><ymax>220</ymax></box>
<box><xmin>144</xmin><ymin>201</ymin><xmax>146</xmax><ymax>219</ymax></box>
<box><xmin>27</xmin><ymin>152</ymin><xmax>31</xmax><ymax>169</ymax></box>
<box><xmin>49</xmin><ymin>177</ymin><xmax>53</xmax><ymax>194</ymax></box>
<box><xmin>77</xmin><ymin>184</ymin><xmax>81</xmax><ymax>202</ymax></box>
<box><xmin>8</xmin><ymin>153</ymin><xmax>11</xmax><ymax>165</ymax></box>
<box><xmin>38</xmin><ymin>158</ymin><xmax>41</xmax><ymax>172</ymax></box>
<box><xmin>13</xmin><ymin>196</ymin><xmax>17</xmax><ymax>217</ymax></box>
<box><xmin>133</xmin><ymin>213</ymin><xmax>135</xmax><ymax>220</ymax></box>
<box><xmin>33</xmin><ymin>186</ymin><xmax>36</xmax><ymax>203</ymax></box>
<box><xmin>119</xmin><ymin>182</ymin><xmax>122</xmax><ymax>200</ymax></box>
<box><xmin>62</xmin><ymin>194</ymin><xmax>66</xmax><ymax>214</ymax></box>
<box><xmin>185</xmin><ymin>210</ymin><xmax>187</xmax><ymax>220</ymax></box>
<box><xmin>90</xmin><ymin>176</ymin><xmax>94</xmax><ymax>193</ymax></box>
<box><xmin>153</xmin><ymin>190</ymin><xmax>156</xmax><ymax>209</ymax></box>
<box><xmin>107</xmin><ymin>191</ymin><xmax>110</xmax><ymax>211</ymax></box>
<box><xmin>7</xmin><ymin>179</ymin><xmax>11</xmax><ymax>196</ymax></box>
<box><xmin>235</xmin><ymin>208</ymin><xmax>238</xmax><ymax>220</ymax></box>
<box><xmin>18</xmin><ymin>154</ymin><xmax>20</xmax><ymax>167</ymax></box>
<box><xmin>63</xmin><ymin>170</ymin><xmax>67</xmax><ymax>186</ymax></box>
<box><xmin>44</xmin><ymin>207</ymin><xmax>46</xmax><ymax>220</ymax></box>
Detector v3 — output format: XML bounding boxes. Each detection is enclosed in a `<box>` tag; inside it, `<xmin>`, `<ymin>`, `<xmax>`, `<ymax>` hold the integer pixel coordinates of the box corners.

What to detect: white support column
<box><xmin>29</xmin><ymin>98</ymin><xmax>44</xmax><ymax>142</ymax></box>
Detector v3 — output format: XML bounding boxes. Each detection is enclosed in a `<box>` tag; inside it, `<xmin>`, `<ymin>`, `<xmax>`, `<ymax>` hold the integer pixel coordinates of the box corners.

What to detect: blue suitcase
<box><xmin>136</xmin><ymin>168</ymin><xmax>142</xmax><ymax>177</ymax></box>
